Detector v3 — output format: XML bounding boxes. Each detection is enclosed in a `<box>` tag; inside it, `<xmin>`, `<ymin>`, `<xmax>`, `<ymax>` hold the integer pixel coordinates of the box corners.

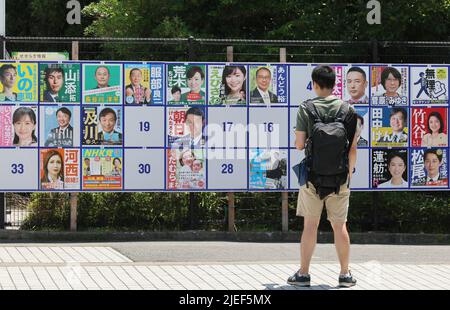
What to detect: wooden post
<box><xmin>72</xmin><ymin>41</ymin><xmax>79</xmax><ymax>60</ymax></box>
<box><xmin>226</xmin><ymin>45</ymin><xmax>236</xmax><ymax>232</ymax></box>
<box><xmin>280</xmin><ymin>47</ymin><xmax>289</xmax><ymax>232</ymax></box>
<box><xmin>0</xmin><ymin>192</ymin><xmax>4</xmax><ymax>229</ymax></box>
<box><xmin>226</xmin><ymin>46</ymin><xmax>233</xmax><ymax>63</ymax></box>
<box><xmin>70</xmin><ymin>193</ymin><xmax>78</xmax><ymax>231</ymax></box>
<box><xmin>279</xmin><ymin>47</ymin><xmax>287</xmax><ymax>63</ymax></box>
<box><xmin>282</xmin><ymin>192</ymin><xmax>289</xmax><ymax>232</ymax></box>
<box><xmin>70</xmin><ymin>40</ymin><xmax>79</xmax><ymax>231</ymax></box>
<box><xmin>227</xmin><ymin>193</ymin><xmax>235</xmax><ymax>232</ymax></box>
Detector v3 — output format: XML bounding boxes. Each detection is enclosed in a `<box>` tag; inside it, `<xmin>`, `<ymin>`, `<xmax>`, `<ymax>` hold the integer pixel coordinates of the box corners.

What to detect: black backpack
<box><xmin>304</xmin><ymin>100</ymin><xmax>350</xmax><ymax>198</ymax></box>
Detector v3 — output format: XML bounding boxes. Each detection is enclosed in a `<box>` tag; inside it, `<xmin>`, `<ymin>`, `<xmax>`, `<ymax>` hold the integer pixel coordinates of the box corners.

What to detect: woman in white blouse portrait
<box><xmin>378</xmin><ymin>152</ymin><xmax>408</xmax><ymax>188</ymax></box>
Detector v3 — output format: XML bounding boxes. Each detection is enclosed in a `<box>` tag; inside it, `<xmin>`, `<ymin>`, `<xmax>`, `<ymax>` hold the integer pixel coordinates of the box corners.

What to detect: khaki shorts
<box><xmin>296</xmin><ymin>181</ymin><xmax>350</xmax><ymax>223</ymax></box>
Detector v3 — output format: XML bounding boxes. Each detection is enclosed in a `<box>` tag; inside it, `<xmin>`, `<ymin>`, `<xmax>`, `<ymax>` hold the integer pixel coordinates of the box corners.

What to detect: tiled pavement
<box><xmin>0</xmin><ymin>246</ymin><xmax>449</xmax><ymax>290</ymax></box>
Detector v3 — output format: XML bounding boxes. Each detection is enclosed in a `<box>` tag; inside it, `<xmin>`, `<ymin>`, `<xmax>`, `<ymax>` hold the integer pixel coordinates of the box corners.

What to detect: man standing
<box><xmin>288</xmin><ymin>65</ymin><xmax>358</xmax><ymax>288</ymax></box>
<box><xmin>250</xmin><ymin>67</ymin><xmax>278</xmax><ymax>104</ymax></box>
<box><xmin>43</xmin><ymin>67</ymin><xmax>64</xmax><ymax>102</ymax></box>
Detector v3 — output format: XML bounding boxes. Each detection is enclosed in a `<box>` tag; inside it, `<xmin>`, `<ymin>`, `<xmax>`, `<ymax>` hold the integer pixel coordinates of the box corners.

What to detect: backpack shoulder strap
<box><xmin>304</xmin><ymin>100</ymin><xmax>322</xmax><ymax>123</ymax></box>
<box><xmin>334</xmin><ymin>101</ymin><xmax>350</xmax><ymax>123</ymax></box>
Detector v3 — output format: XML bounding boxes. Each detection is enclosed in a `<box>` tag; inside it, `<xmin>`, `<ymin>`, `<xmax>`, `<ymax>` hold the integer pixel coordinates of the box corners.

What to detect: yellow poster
<box><xmin>0</xmin><ymin>62</ymin><xmax>38</xmax><ymax>102</ymax></box>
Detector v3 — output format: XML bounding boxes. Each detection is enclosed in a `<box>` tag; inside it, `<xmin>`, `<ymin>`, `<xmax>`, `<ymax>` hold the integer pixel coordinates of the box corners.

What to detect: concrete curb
<box><xmin>0</xmin><ymin>230</ymin><xmax>449</xmax><ymax>244</ymax></box>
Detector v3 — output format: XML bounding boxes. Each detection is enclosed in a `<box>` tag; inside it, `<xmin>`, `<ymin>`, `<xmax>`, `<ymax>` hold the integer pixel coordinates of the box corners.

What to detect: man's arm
<box><xmin>348</xmin><ymin>129</ymin><xmax>358</xmax><ymax>179</ymax></box>
<box><xmin>295</xmin><ymin>130</ymin><xmax>306</xmax><ymax>150</ymax></box>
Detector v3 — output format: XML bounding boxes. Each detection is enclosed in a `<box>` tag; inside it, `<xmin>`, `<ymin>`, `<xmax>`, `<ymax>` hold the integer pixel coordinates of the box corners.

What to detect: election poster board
<box><xmin>0</xmin><ymin>60</ymin><xmax>448</xmax><ymax>192</ymax></box>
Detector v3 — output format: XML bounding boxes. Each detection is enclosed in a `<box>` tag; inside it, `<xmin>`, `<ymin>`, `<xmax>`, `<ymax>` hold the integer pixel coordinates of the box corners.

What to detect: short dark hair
<box><xmin>186</xmin><ymin>66</ymin><xmax>204</xmax><ymax>80</ymax></box>
<box><xmin>45</xmin><ymin>66</ymin><xmax>64</xmax><ymax>81</ymax></box>
<box><xmin>222</xmin><ymin>66</ymin><xmax>246</xmax><ymax>95</ymax></box>
<box><xmin>185</xmin><ymin>107</ymin><xmax>205</xmax><ymax>121</ymax></box>
<box><xmin>56</xmin><ymin>107</ymin><xmax>71</xmax><ymax>119</ymax></box>
<box><xmin>311</xmin><ymin>65</ymin><xmax>335</xmax><ymax>89</ymax></box>
<box><xmin>381</xmin><ymin>67</ymin><xmax>401</xmax><ymax>90</ymax></box>
<box><xmin>347</xmin><ymin>67</ymin><xmax>366</xmax><ymax>80</ymax></box>
<box><xmin>0</xmin><ymin>64</ymin><xmax>16</xmax><ymax>77</ymax></box>
<box><xmin>424</xmin><ymin>149</ymin><xmax>443</xmax><ymax>163</ymax></box>
<box><xmin>390</xmin><ymin>108</ymin><xmax>407</xmax><ymax>123</ymax></box>
<box><xmin>427</xmin><ymin>111</ymin><xmax>444</xmax><ymax>134</ymax></box>
<box><xmin>99</xmin><ymin>107</ymin><xmax>117</xmax><ymax>121</ymax></box>
<box><xmin>12</xmin><ymin>107</ymin><xmax>37</xmax><ymax>145</ymax></box>
<box><xmin>171</xmin><ymin>86</ymin><xmax>181</xmax><ymax>94</ymax></box>
<box><xmin>387</xmin><ymin>151</ymin><xmax>406</xmax><ymax>166</ymax></box>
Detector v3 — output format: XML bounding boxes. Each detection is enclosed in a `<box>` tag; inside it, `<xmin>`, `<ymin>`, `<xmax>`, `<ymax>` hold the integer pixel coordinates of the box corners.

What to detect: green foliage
<box><xmin>21</xmin><ymin>193</ymin><xmax>70</xmax><ymax>230</ymax></box>
<box><xmin>22</xmin><ymin>191</ymin><xmax>450</xmax><ymax>233</ymax></box>
<box><xmin>79</xmin><ymin>0</ymin><xmax>450</xmax><ymax>41</ymax></box>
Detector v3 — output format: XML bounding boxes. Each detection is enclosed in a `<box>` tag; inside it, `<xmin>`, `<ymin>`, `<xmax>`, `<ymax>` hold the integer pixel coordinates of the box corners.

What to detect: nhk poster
<box><xmin>82</xmin><ymin>148</ymin><xmax>123</xmax><ymax>190</ymax></box>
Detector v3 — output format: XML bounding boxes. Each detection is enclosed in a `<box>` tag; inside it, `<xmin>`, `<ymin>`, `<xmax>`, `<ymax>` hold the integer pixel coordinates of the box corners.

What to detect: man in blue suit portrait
<box><xmin>171</xmin><ymin>107</ymin><xmax>205</xmax><ymax>149</ymax></box>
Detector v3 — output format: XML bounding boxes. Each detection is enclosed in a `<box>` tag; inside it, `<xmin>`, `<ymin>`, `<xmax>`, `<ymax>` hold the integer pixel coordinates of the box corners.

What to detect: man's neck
<box><xmin>315</xmin><ymin>89</ymin><xmax>333</xmax><ymax>97</ymax></box>
<box><xmin>429</xmin><ymin>173</ymin><xmax>439</xmax><ymax>180</ymax></box>
<box><xmin>257</xmin><ymin>87</ymin><xmax>269</xmax><ymax>94</ymax></box>
<box><xmin>351</xmin><ymin>94</ymin><xmax>365</xmax><ymax>102</ymax></box>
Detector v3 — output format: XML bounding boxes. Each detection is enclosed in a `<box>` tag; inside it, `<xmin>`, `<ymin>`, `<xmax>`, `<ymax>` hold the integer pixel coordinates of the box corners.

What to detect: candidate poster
<box><xmin>82</xmin><ymin>64</ymin><xmax>122</xmax><ymax>104</ymax></box>
<box><xmin>124</xmin><ymin>63</ymin><xmax>164</xmax><ymax>105</ymax></box>
<box><xmin>249</xmin><ymin>65</ymin><xmax>287</xmax><ymax>105</ymax></box>
<box><xmin>167</xmin><ymin>64</ymin><xmax>206</xmax><ymax>105</ymax></box>
<box><xmin>0</xmin><ymin>105</ymin><xmax>38</xmax><ymax>147</ymax></box>
<box><xmin>41</xmin><ymin>106</ymin><xmax>78</xmax><ymax>147</ymax></box>
<box><xmin>0</xmin><ymin>62</ymin><xmax>38</xmax><ymax>103</ymax></box>
<box><xmin>82</xmin><ymin>106</ymin><xmax>123</xmax><ymax>146</ymax></box>
<box><xmin>410</xmin><ymin>66</ymin><xmax>448</xmax><ymax>105</ymax></box>
<box><xmin>167</xmin><ymin>106</ymin><xmax>206</xmax><ymax>148</ymax></box>
<box><xmin>343</xmin><ymin>65</ymin><xmax>370</xmax><ymax>105</ymax></box>
<box><xmin>370</xmin><ymin>65</ymin><xmax>408</xmax><ymax>106</ymax></box>
<box><xmin>208</xmin><ymin>65</ymin><xmax>247</xmax><ymax>105</ymax></box>
<box><xmin>355</xmin><ymin>106</ymin><xmax>369</xmax><ymax>147</ymax></box>
<box><xmin>371</xmin><ymin>106</ymin><xmax>408</xmax><ymax>147</ymax></box>
<box><xmin>82</xmin><ymin>148</ymin><xmax>123</xmax><ymax>190</ymax></box>
<box><xmin>371</xmin><ymin>149</ymin><xmax>408</xmax><ymax>188</ymax></box>
<box><xmin>249</xmin><ymin>149</ymin><xmax>287</xmax><ymax>189</ymax></box>
<box><xmin>411</xmin><ymin>108</ymin><xmax>448</xmax><ymax>147</ymax></box>
<box><xmin>39</xmin><ymin>63</ymin><xmax>81</xmax><ymax>104</ymax></box>
<box><xmin>410</xmin><ymin>148</ymin><xmax>448</xmax><ymax>188</ymax></box>
<box><xmin>167</xmin><ymin>148</ymin><xmax>206</xmax><ymax>190</ymax></box>
<box><xmin>40</xmin><ymin>148</ymin><xmax>80</xmax><ymax>190</ymax></box>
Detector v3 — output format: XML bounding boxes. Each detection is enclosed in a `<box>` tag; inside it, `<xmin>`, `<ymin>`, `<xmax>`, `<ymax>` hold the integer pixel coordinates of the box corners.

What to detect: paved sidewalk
<box><xmin>0</xmin><ymin>245</ymin><xmax>449</xmax><ymax>290</ymax></box>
